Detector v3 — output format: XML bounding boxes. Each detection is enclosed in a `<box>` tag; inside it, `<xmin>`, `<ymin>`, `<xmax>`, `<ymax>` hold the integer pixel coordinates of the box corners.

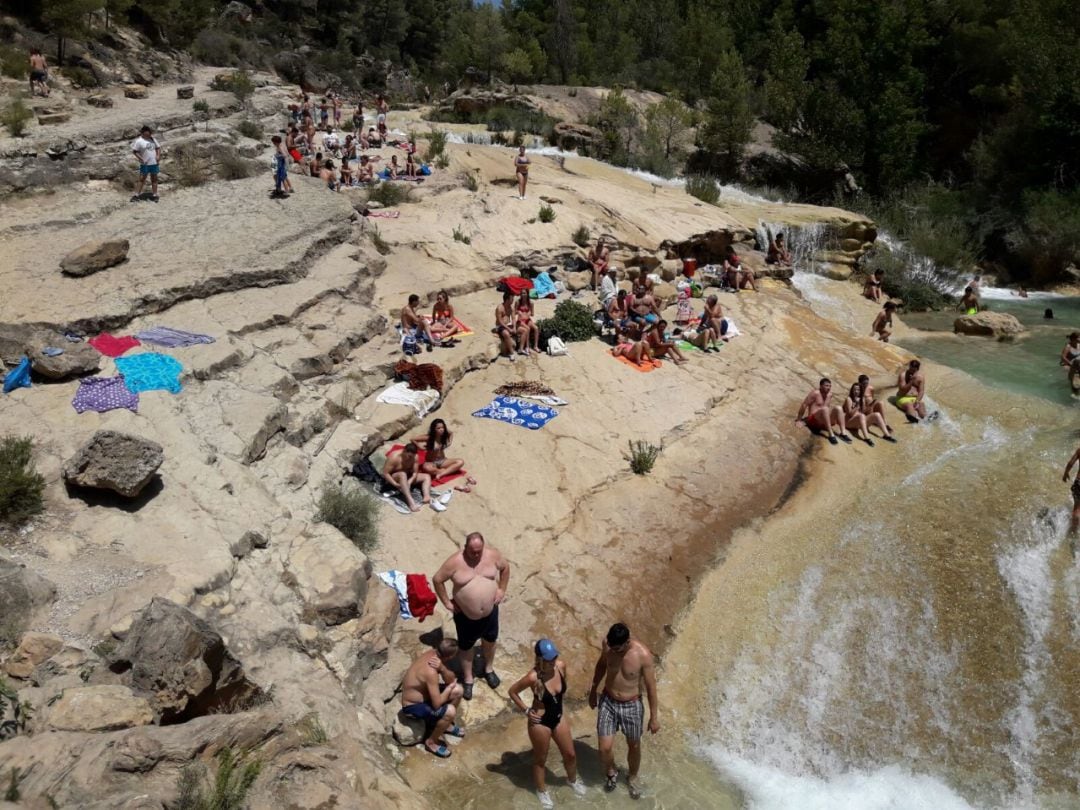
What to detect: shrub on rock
<box><xmin>539</xmin><ymin>299</ymin><xmax>597</xmax><ymax>346</ymax></box>
<box><xmin>0</xmin><ymin>435</ymin><xmax>45</xmax><ymax>526</ymax></box>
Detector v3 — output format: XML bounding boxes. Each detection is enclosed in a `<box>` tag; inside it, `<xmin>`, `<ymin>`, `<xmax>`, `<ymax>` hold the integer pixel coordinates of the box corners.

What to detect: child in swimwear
<box><xmin>516</xmin><ymin>292</ymin><xmax>540</xmax><ymax>355</ymax></box>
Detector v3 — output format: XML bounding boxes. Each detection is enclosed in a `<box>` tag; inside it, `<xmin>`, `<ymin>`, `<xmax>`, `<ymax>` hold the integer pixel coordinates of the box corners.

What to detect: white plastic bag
<box><xmin>547</xmin><ymin>337</ymin><xmax>569</xmax><ymax>356</ymax></box>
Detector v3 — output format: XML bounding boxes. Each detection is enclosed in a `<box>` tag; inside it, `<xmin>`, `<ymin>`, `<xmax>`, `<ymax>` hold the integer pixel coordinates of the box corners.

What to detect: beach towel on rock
<box><xmin>135</xmin><ymin>326</ymin><xmax>216</xmax><ymax>348</ymax></box>
<box><xmin>2</xmin><ymin>357</ymin><xmax>32</xmax><ymax>394</ymax></box>
<box><xmin>363</xmin><ymin>209</ymin><xmax>400</xmax><ymax>218</ymax></box>
<box><xmin>89</xmin><ymin>333</ymin><xmax>141</xmax><ymax>357</ymax></box>
<box><xmin>614</xmin><ymin>354</ymin><xmax>662</xmax><ymax>372</ymax></box>
<box><xmin>471</xmin><ymin>396</ymin><xmax>558</xmax><ymax>430</ymax></box>
<box><xmin>497</xmin><ymin>277</ymin><xmax>533</xmax><ymax>296</ymax></box>
<box><xmin>72</xmin><ymin>375</ymin><xmax>139</xmax><ymax>414</ymax></box>
<box><xmin>376</xmin><ymin>381</ymin><xmax>440</xmax><ymax>417</ymax></box>
<box><xmin>378</xmin><ymin>570</ymin><xmax>414</xmax><ymax>620</ymax></box>
<box><xmin>422</xmin><ymin>315</ymin><xmax>474</xmax><ymax>337</ymax></box>
<box><xmin>115</xmin><ymin>352</ymin><xmax>183</xmax><ymax>394</ymax></box>
<box><xmin>386</xmin><ymin>444</ymin><xmax>465</xmax><ymax>486</ymax></box>
<box><xmin>531</xmin><ymin>272</ymin><xmax>557</xmax><ymax>299</ymax></box>
<box><xmin>406</xmin><ymin>574</ymin><xmax>438</xmax><ymax>621</ymax></box>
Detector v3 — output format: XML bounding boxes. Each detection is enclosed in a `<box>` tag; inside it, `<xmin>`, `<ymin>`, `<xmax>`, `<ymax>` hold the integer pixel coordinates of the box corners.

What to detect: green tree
<box><xmin>103</xmin><ymin>0</ymin><xmax>134</xmax><ymax>30</ymax></box>
<box><xmin>700</xmin><ymin>50</ymin><xmax>753</xmax><ymax>179</ymax></box>
<box><xmin>762</xmin><ymin>22</ymin><xmax>808</xmax><ymax>131</ymax></box>
<box><xmin>594</xmin><ymin>86</ymin><xmax>638</xmax><ymax>164</ymax></box>
<box><xmin>549</xmin><ymin>0</ymin><xmax>577</xmax><ymax>83</ymax></box>
<box><xmin>39</xmin><ymin>0</ymin><xmax>98</xmax><ymax>63</ymax></box>
<box><xmin>644</xmin><ymin>97</ymin><xmax>692</xmax><ymax>160</ymax></box>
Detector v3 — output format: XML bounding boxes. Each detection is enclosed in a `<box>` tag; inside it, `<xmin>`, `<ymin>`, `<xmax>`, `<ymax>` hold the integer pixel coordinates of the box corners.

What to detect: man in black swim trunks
<box><xmin>1064</xmin><ymin>443</ymin><xmax>1080</xmax><ymax>538</ymax></box>
<box><xmin>432</xmin><ymin>532</ymin><xmax>511</xmax><ymax>699</ymax></box>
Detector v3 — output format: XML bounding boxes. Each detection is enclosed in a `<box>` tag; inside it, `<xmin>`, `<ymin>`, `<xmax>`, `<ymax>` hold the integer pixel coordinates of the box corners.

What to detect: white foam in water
<box><xmin>976</xmin><ymin>286</ymin><xmax>1062</xmax><ymax>301</ymax></box>
<box><xmin>705</xmin><ymin>753</ymin><xmax>978</xmax><ymax>810</ymax></box>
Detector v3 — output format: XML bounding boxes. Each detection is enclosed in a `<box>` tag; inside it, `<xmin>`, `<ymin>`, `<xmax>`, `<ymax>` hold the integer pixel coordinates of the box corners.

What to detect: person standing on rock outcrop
<box><xmin>400</xmin><ymin>637</ymin><xmax>466</xmax><ymax>758</ymax></box>
<box><xmin>130</xmin><ymin>125</ymin><xmax>162</xmax><ymax>203</ymax></box>
<box><xmin>588</xmin><ymin>622</ymin><xmax>660</xmax><ymax>800</ymax></box>
<box><xmin>28</xmin><ymin>48</ymin><xmax>49</xmax><ymax>97</ymax></box>
<box><xmin>432</xmin><ymin>532</ymin><xmax>510</xmax><ymax>700</ymax></box>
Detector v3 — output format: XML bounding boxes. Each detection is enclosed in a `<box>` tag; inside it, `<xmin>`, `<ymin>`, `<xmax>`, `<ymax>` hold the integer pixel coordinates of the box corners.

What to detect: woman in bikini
<box><xmin>508</xmin><ymin>639</ymin><xmax>587</xmax><ymax>809</ymax></box>
<box><xmin>514</xmin><ymin>145</ymin><xmax>530</xmax><ymax>200</ymax></box>
<box><xmin>516</xmin><ymin>292</ymin><xmax>540</xmax><ymax>355</ymax></box>
<box><xmin>645</xmin><ymin>320</ymin><xmax>688</xmax><ymax>365</ymax></box>
<box><xmin>405</xmin><ymin>152</ymin><xmax>418</xmax><ymax>178</ymax></box>
<box><xmin>388</xmin><ymin>155</ymin><xmax>400</xmax><ymax>180</ymax></box>
<box><xmin>412</xmin><ymin>419</ymin><xmax>476</xmax><ymax>486</ymax></box>
<box><xmin>842</xmin><ymin>381</ymin><xmax>894</xmax><ymax>446</ymax></box>
<box><xmin>1060</xmin><ymin>332</ymin><xmax>1080</xmax><ymax>390</ymax></box>
<box><xmin>612</xmin><ymin>327</ymin><xmax>647</xmax><ymax>365</ymax></box>
<box><xmin>850</xmin><ymin>374</ymin><xmax>896</xmax><ymax>441</ymax></box>
<box><xmin>430</xmin><ymin>290</ymin><xmax>461</xmax><ymax>343</ymax></box>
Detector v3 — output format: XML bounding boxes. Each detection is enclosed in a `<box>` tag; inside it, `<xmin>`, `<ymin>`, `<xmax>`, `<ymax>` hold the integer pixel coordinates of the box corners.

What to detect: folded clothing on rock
<box><xmin>114</xmin><ymin>352</ymin><xmax>183</xmax><ymax>394</ymax></box>
<box><xmin>376</xmin><ymin>381</ymin><xmax>440</xmax><ymax>417</ymax></box>
<box><xmin>134</xmin><ymin>326</ymin><xmax>216</xmax><ymax>348</ymax></box>
<box><xmin>89</xmin><ymin>333</ymin><xmax>141</xmax><ymax>358</ymax></box>
<box><xmin>72</xmin><ymin>375</ymin><xmax>139</xmax><ymax>413</ymax></box>
<box><xmin>394</xmin><ymin>361</ymin><xmax>444</xmax><ymax>393</ymax></box>
<box><xmin>472</xmin><ymin>396</ymin><xmax>558</xmax><ymax>430</ymax></box>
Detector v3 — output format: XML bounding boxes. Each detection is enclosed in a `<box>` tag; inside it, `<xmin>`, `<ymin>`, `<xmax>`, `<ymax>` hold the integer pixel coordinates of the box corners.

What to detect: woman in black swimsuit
<box><xmin>509</xmin><ymin>639</ymin><xmax>586</xmax><ymax>807</ymax></box>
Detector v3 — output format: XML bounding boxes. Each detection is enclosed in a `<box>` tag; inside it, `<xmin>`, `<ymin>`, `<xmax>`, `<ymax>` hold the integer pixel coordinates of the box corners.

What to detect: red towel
<box><xmin>498</xmin><ymin>277</ymin><xmax>534</xmax><ymax>296</ymax></box>
<box><xmin>406</xmin><ymin>574</ymin><xmax>438</xmax><ymax>621</ymax></box>
<box><xmin>89</xmin><ymin>333</ymin><xmax>141</xmax><ymax>358</ymax></box>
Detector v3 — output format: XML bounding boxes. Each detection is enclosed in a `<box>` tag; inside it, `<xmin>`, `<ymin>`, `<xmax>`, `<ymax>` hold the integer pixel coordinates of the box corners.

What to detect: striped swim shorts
<box><xmin>597</xmin><ymin>692</ymin><xmax>643</xmax><ymax>741</ymax></box>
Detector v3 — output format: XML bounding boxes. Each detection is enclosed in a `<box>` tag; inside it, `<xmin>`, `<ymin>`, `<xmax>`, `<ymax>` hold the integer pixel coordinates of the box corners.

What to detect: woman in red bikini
<box><xmin>516</xmin><ymin>292</ymin><xmax>540</xmax><ymax>355</ymax></box>
<box><xmin>430</xmin><ymin>290</ymin><xmax>461</xmax><ymax>343</ymax></box>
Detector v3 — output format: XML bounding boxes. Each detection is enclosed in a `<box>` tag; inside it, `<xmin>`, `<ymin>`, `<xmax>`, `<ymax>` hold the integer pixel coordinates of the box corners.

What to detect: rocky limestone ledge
<box><xmin>45</xmin><ymin>685</ymin><xmax>154</xmax><ymax>732</ymax></box>
<box><xmin>954</xmin><ymin>311</ymin><xmax>1026</xmax><ymax>339</ymax></box>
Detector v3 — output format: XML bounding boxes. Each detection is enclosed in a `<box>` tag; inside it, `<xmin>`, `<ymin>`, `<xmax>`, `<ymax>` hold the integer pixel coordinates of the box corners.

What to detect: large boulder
<box><xmin>60</xmin><ymin>238</ymin><xmax>129</xmax><ymax>277</ymax></box>
<box><xmin>954</xmin><ymin>311</ymin><xmax>1026</xmax><ymax>339</ymax></box>
<box><xmin>553</xmin><ymin>121</ymin><xmax>602</xmax><ymax>153</ymax></box>
<box><xmin>85</xmin><ymin>94</ymin><xmax>113</xmax><ymax>108</ymax></box>
<box><xmin>29</xmin><ymin>340</ymin><xmax>101</xmax><ymax>380</ymax></box>
<box><xmin>287</xmin><ymin>525</ymin><xmax>372</xmax><ymax>626</ymax></box>
<box><xmin>123</xmin><ymin>84</ymin><xmax>149</xmax><ymax>99</ymax></box>
<box><xmin>4</xmin><ymin>632</ymin><xmax>63</xmax><ymax>679</ymax></box>
<box><xmin>0</xmin><ymin>560</ymin><xmax>56</xmax><ymax>649</ymax></box>
<box><xmin>45</xmin><ymin>685</ymin><xmax>154</xmax><ymax>732</ymax></box>
<box><xmin>63</xmin><ymin>431</ymin><xmax>163</xmax><ymax>498</ymax></box>
<box><xmin>107</xmin><ymin>597</ymin><xmax>261</xmax><ymax>723</ymax></box>
<box><xmin>176</xmin><ymin>85</ymin><xmax>194</xmax><ymax>99</ymax></box>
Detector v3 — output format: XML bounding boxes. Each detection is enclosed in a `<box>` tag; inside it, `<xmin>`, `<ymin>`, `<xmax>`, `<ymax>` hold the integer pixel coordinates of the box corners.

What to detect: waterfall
<box><xmin>874</xmin><ymin>231</ymin><xmax>963</xmax><ymax>293</ymax></box>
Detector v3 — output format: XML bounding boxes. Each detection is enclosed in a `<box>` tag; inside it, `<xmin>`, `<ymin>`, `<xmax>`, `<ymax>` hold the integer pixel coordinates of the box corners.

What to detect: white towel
<box><xmin>376</xmin><ymin>381</ymin><xmax>440</xmax><ymax>417</ymax></box>
<box><xmin>723</xmin><ymin>318</ymin><xmax>741</xmax><ymax>338</ymax></box>
<box><xmin>377</xmin><ymin>570</ymin><xmax>414</xmax><ymax>620</ymax></box>
<box><xmin>519</xmin><ymin>394</ymin><xmax>569</xmax><ymax>407</ymax></box>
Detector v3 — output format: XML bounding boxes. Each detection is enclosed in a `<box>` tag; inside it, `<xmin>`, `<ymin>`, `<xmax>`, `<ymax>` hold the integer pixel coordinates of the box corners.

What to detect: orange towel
<box><xmin>423</xmin><ymin>315</ymin><xmax>474</xmax><ymax>337</ymax></box>
<box><xmin>615</xmin><ymin>354</ymin><xmax>662</xmax><ymax>372</ymax></box>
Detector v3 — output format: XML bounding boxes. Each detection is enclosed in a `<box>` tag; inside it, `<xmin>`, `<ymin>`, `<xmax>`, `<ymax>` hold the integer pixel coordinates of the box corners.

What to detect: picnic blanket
<box><xmin>89</xmin><ymin>333</ymin><xmax>141</xmax><ymax>357</ymax></box>
<box><xmin>376</xmin><ymin>381</ymin><xmax>440</xmax><ymax>417</ymax></box>
<box><xmin>114</xmin><ymin>353</ymin><xmax>183</xmax><ymax>394</ymax></box>
<box><xmin>386</xmin><ymin>444</ymin><xmax>465</xmax><ymax>486</ymax></box>
<box><xmin>471</xmin><ymin>396</ymin><xmax>558</xmax><ymax>430</ymax></box>
<box><xmin>422</xmin><ymin>315</ymin><xmax>474</xmax><ymax>337</ymax></box>
<box><xmin>676</xmin><ymin>339</ymin><xmax>703</xmax><ymax>353</ymax></box>
<box><xmin>134</xmin><ymin>326</ymin><xmax>215</xmax><ymax>348</ymax></box>
<box><xmin>72</xmin><ymin>376</ymin><xmax>139</xmax><ymax>413</ymax></box>
<box><xmin>615</xmin><ymin>354</ymin><xmax>662</xmax><ymax>372</ymax></box>
<box><xmin>2</xmin><ymin>357</ymin><xmax>31</xmax><ymax>393</ymax></box>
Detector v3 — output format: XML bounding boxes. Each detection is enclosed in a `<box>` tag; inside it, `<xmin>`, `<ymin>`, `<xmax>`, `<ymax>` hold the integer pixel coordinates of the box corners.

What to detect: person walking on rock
<box><xmin>130</xmin><ymin>125</ymin><xmax>162</xmax><ymax>202</ymax></box>
<box><xmin>1063</xmin><ymin>443</ymin><xmax>1080</xmax><ymax>539</ymax></box>
<box><xmin>433</xmin><ymin>532</ymin><xmax>510</xmax><ymax>699</ymax></box>
<box><xmin>28</xmin><ymin>48</ymin><xmax>49</xmax><ymax>97</ymax></box>
<box><xmin>588</xmin><ymin>623</ymin><xmax>660</xmax><ymax>800</ymax></box>
<box><xmin>514</xmin><ymin>145</ymin><xmax>530</xmax><ymax>200</ymax></box>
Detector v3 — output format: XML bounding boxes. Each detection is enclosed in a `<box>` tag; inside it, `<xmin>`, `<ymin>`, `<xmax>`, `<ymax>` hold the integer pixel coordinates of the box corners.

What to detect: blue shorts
<box><xmin>402</xmin><ymin>701</ymin><xmax>447</xmax><ymax>723</ymax></box>
<box><xmin>274</xmin><ymin>156</ymin><xmax>287</xmax><ymax>182</ymax></box>
<box><xmin>139</xmin><ymin>164</ymin><xmax>159</xmax><ymax>176</ymax></box>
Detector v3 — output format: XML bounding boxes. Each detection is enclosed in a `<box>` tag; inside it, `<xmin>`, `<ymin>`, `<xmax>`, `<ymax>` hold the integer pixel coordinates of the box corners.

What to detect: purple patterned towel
<box><xmin>134</xmin><ymin>326</ymin><xmax>216</xmax><ymax>348</ymax></box>
<box><xmin>72</xmin><ymin>376</ymin><xmax>139</xmax><ymax>414</ymax></box>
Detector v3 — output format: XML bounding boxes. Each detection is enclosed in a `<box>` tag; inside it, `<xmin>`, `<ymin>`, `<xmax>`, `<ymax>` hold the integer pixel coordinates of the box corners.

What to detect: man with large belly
<box><xmin>433</xmin><ymin>532</ymin><xmax>511</xmax><ymax>700</ymax></box>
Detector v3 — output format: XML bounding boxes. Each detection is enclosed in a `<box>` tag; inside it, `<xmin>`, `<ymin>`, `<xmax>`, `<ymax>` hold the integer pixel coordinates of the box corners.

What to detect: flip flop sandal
<box><xmin>454</xmin><ymin>485</ymin><xmax>472</xmax><ymax>493</ymax></box>
<box><xmin>604</xmin><ymin>772</ymin><xmax>618</xmax><ymax>792</ymax></box>
<box><xmin>425</xmin><ymin>743</ymin><xmax>452</xmax><ymax>759</ymax></box>
<box><xmin>882</xmin><ymin>435</ymin><xmax>898</xmax><ymax>443</ymax></box>
<box><xmin>446</xmin><ymin>724</ymin><xmax>465</xmax><ymax>738</ymax></box>
<box><xmin>827</xmin><ymin>435</ymin><xmax>839</xmax><ymax>446</ymax></box>
<box><xmin>628</xmin><ymin>780</ymin><xmax>643</xmax><ymax>800</ymax></box>
<box><xmin>863</xmin><ymin>438</ymin><xmax>875</xmax><ymax>447</ymax></box>
<box><xmin>466</xmin><ymin>477</ymin><xmax>477</xmax><ymax>485</ymax></box>
<box><xmin>837</xmin><ymin>434</ymin><xmax>853</xmax><ymax>444</ymax></box>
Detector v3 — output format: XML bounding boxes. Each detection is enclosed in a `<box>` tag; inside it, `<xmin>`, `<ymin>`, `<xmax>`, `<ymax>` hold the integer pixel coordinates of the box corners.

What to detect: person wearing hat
<box><xmin>130</xmin><ymin>125</ymin><xmax>162</xmax><ymax>202</ymax></box>
<box><xmin>509</xmin><ymin>639</ymin><xmax>587</xmax><ymax>808</ymax></box>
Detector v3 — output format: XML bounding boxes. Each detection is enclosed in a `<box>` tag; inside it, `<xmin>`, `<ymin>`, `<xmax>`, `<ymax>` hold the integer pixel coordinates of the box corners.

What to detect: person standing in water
<box><xmin>508</xmin><ymin>639</ymin><xmax>587</xmax><ymax>808</ymax></box>
<box><xmin>1060</xmin><ymin>332</ymin><xmax>1080</xmax><ymax>390</ymax></box>
<box><xmin>1064</xmin><ymin>444</ymin><xmax>1080</xmax><ymax>537</ymax></box>
<box><xmin>588</xmin><ymin>623</ymin><xmax>660</xmax><ymax>800</ymax></box>
<box><xmin>959</xmin><ymin>286</ymin><xmax>980</xmax><ymax>316</ymax></box>
<box><xmin>432</xmin><ymin>532</ymin><xmax>511</xmax><ymax>699</ymax></box>
<box><xmin>514</xmin><ymin>145</ymin><xmax>530</xmax><ymax>200</ymax></box>
<box><xmin>896</xmin><ymin>359</ymin><xmax>928</xmax><ymax>423</ymax></box>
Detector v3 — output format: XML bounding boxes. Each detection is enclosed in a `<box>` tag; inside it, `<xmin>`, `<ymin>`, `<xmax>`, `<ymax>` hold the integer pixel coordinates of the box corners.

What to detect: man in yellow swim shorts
<box><xmin>896</xmin><ymin>359</ymin><xmax>927</xmax><ymax>423</ymax></box>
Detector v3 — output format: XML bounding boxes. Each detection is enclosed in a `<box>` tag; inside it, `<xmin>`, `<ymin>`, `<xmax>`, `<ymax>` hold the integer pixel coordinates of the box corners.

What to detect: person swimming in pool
<box><xmin>509</xmin><ymin>639</ymin><xmax>587</xmax><ymax>808</ymax></box>
<box><xmin>896</xmin><ymin>359</ymin><xmax>927</xmax><ymax>423</ymax></box>
<box><xmin>795</xmin><ymin>378</ymin><xmax>852</xmax><ymax>445</ymax></box>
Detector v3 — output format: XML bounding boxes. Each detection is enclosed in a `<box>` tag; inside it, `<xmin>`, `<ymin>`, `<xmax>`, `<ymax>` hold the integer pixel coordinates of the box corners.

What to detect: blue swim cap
<box><xmin>535</xmin><ymin>639</ymin><xmax>559</xmax><ymax>661</ymax></box>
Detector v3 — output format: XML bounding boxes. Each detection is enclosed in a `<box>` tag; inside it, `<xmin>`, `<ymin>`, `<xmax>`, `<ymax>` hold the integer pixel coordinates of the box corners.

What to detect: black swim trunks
<box><xmin>453</xmin><ymin>605</ymin><xmax>499</xmax><ymax>651</ymax></box>
<box><xmin>1072</xmin><ymin>477</ymin><xmax>1080</xmax><ymax>504</ymax></box>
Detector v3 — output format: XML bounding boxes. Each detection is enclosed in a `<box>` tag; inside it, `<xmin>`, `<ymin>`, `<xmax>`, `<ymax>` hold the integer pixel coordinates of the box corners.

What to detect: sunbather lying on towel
<box><xmin>383</xmin><ymin>442</ymin><xmax>437</xmax><ymax>512</ymax></box>
<box><xmin>612</xmin><ymin>328</ymin><xmax>648</xmax><ymax>365</ymax></box>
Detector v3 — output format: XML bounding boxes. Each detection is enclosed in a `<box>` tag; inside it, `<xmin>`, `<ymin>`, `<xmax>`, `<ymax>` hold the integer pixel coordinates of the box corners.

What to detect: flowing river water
<box><xmin>432</xmin><ymin>272</ymin><xmax>1080</xmax><ymax>809</ymax></box>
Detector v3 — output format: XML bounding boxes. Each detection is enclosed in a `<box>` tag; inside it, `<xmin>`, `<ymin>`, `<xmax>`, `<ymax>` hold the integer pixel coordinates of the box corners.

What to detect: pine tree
<box><xmin>700</xmin><ymin>49</ymin><xmax>753</xmax><ymax>179</ymax></box>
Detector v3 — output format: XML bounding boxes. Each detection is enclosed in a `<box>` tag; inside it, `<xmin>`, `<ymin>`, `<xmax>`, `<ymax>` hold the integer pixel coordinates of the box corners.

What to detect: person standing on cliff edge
<box><xmin>433</xmin><ymin>532</ymin><xmax>511</xmax><ymax>700</ymax></box>
<box><xmin>589</xmin><ymin>622</ymin><xmax>660</xmax><ymax>800</ymax></box>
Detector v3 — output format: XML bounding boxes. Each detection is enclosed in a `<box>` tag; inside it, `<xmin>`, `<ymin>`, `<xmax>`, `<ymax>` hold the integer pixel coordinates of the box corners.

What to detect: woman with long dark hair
<box><xmin>411</xmin><ymin>419</ymin><xmax>475</xmax><ymax>485</ymax></box>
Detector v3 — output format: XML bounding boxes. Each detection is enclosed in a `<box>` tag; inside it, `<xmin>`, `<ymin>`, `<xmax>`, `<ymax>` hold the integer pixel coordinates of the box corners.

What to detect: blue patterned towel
<box><xmin>471</xmin><ymin>396</ymin><xmax>558</xmax><ymax>430</ymax></box>
<box><xmin>115</xmin><ymin>352</ymin><xmax>183</xmax><ymax>395</ymax></box>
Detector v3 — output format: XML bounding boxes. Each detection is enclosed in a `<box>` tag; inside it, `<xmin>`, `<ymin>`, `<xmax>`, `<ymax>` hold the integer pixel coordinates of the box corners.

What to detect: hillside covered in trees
<box><xmin>3</xmin><ymin>0</ymin><xmax>1079</xmax><ymax>283</ymax></box>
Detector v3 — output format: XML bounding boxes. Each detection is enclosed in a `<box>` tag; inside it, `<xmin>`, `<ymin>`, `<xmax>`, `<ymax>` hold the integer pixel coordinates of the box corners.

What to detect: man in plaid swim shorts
<box><xmin>588</xmin><ymin>623</ymin><xmax>660</xmax><ymax>800</ymax></box>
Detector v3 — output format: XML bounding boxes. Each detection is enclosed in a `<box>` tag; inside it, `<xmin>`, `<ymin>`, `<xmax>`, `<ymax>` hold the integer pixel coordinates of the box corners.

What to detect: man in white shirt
<box><xmin>598</xmin><ymin>267</ymin><xmax>618</xmax><ymax>308</ymax></box>
<box><xmin>130</xmin><ymin>125</ymin><xmax>162</xmax><ymax>202</ymax></box>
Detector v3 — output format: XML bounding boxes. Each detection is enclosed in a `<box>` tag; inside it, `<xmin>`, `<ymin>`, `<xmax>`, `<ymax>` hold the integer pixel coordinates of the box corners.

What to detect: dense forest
<box><xmin>4</xmin><ymin>0</ymin><xmax>1079</xmax><ymax>282</ymax></box>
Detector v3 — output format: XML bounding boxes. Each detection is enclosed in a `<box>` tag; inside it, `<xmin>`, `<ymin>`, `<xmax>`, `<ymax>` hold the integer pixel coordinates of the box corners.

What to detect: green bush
<box><xmin>192</xmin><ymin>99</ymin><xmax>210</xmax><ymax>115</ymax></box>
<box><xmin>235</xmin><ymin>119</ymin><xmax>262</xmax><ymax>140</ymax></box>
<box><xmin>452</xmin><ymin>225</ymin><xmax>471</xmax><ymax>244</ymax></box>
<box><xmin>538</xmin><ymin>203</ymin><xmax>556</xmax><ymax>223</ymax></box>
<box><xmin>685</xmin><ymin>174</ymin><xmax>720</xmax><ymax>205</ymax></box>
<box><xmin>367</xmin><ymin>182</ymin><xmax>411</xmax><ymax>207</ymax></box>
<box><xmin>316</xmin><ymin>480</ymin><xmax>380</xmax><ymax>552</ymax></box>
<box><xmin>1</xmin><ymin>97</ymin><xmax>33</xmax><ymax>138</ymax></box>
<box><xmin>866</xmin><ymin>250</ymin><xmax>951</xmax><ymax>312</ymax></box>
<box><xmin>172</xmin><ymin>148</ymin><xmax>210</xmax><ymax>187</ymax></box>
<box><xmin>62</xmin><ymin>66</ymin><xmax>98</xmax><ymax>88</ymax></box>
<box><xmin>572</xmin><ymin>225</ymin><xmax>590</xmax><ymax>248</ymax></box>
<box><xmin>462</xmin><ymin>171</ymin><xmax>479</xmax><ymax>192</ymax></box>
<box><xmin>423</xmin><ymin>129</ymin><xmax>447</xmax><ymax>161</ymax></box>
<box><xmin>216</xmin><ymin>149</ymin><xmax>254</xmax><ymax>180</ymax></box>
<box><xmin>0</xmin><ymin>436</ymin><xmax>45</xmax><ymax>526</ymax></box>
<box><xmin>628</xmin><ymin>440</ymin><xmax>661</xmax><ymax>475</ymax></box>
<box><xmin>175</xmin><ymin>748</ymin><xmax>261</xmax><ymax>810</ymax></box>
<box><xmin>538</xmin><ymin>299</ymin><xmax>596</xmax><ymax>346</ymax></box>
<box><xmin>0</xmin><ymin>46</ymin><xmax>24</xmax><ymax>80</ymax></box>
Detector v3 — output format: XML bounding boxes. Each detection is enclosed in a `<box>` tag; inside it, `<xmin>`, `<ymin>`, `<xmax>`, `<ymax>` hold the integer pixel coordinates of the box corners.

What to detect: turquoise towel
<box><xmin>116</xmin><ymin>352</ymin><xmax>183</xmax><ymax>395</ymax></box>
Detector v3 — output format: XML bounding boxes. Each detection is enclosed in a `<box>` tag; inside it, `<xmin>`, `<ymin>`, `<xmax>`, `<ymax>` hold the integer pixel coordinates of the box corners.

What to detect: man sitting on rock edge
<box><xmin>400</xmin><ymin>638</ymin><xmax>465</xmax><ymax>758</ymax></box>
